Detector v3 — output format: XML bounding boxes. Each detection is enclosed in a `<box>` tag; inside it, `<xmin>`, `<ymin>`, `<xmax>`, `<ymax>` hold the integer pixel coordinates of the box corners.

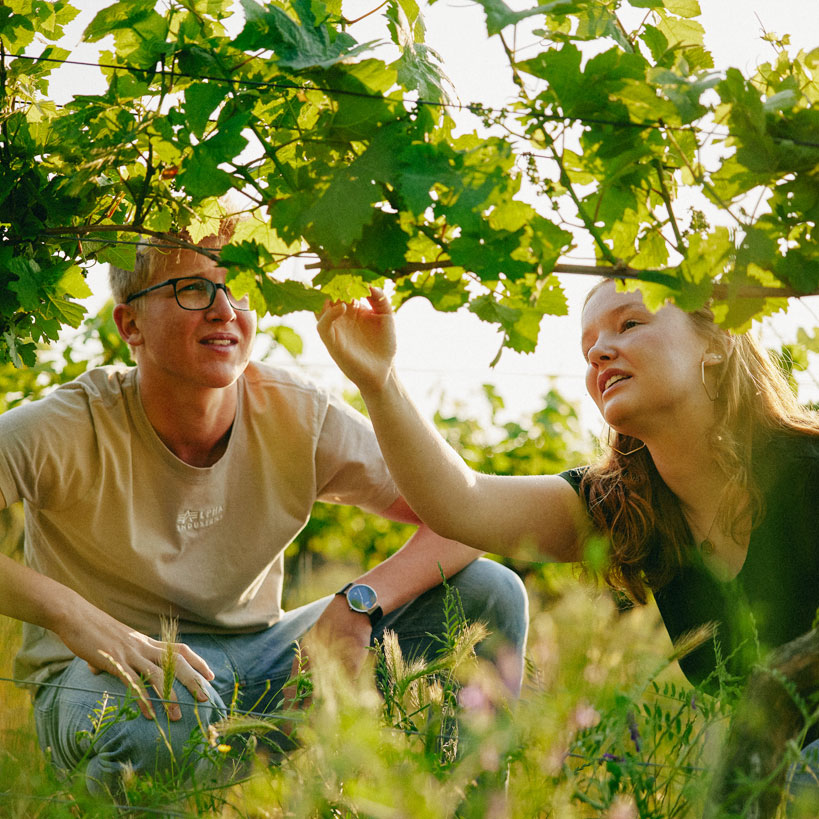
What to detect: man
<box><xmin>0</xmin><ymin>222</ymin><xmax>528</xmax><ymax>797</ymax></box>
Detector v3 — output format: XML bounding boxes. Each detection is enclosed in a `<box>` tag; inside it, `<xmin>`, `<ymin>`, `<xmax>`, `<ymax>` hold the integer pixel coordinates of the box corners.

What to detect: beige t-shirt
<box><xmin>0</xmin><ymin>363</ymin><xmax>399</xmax><ymax>684</ymax></box>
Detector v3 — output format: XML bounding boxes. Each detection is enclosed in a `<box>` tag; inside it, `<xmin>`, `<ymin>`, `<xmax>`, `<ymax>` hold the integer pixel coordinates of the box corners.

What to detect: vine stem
<box><xmin>304</xmin><ymin>258</ymin><xmax>805</xmax><ymax>299</ymax></box>
<box><xmin>39</xmin><ymin>224</ymin><xmax>224</xmax><ymax>264</ymax></box>
<box><xmin>30</xmin><ymin>229</ymin><xmax>809</xmax><ymax>299</ymax></box>
<box><xmin>653</xmin><ymin>158</ymin><xmax>684</xmax><ymax>252</ymax></box>
<box><xmin>344</xmin><ymin>0</ymin><xmax>390</xmax><ymax>26</ymax></box>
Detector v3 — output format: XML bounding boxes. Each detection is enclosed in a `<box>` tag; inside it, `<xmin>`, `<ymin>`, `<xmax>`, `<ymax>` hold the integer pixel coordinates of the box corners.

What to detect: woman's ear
<box><xmin>113</xmin><ymin>303</ymin><xmax>144</xmax><ymax>348</ymax></box>
<box><xmin>702</xmin><ymin>351</ymin><xmax>724</xmax><ymax>367</ymax></box>
<box><xmin>703</xmin><ymin>333</ymin><xmax>735</xmax><ymax>368</ymax></box>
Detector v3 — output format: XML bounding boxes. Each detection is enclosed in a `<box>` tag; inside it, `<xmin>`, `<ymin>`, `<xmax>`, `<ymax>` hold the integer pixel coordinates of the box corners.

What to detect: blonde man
<box><xmin>0</xmin><ymin>230</ymin><xmax>528</xmax><ymax>796</ymax></box>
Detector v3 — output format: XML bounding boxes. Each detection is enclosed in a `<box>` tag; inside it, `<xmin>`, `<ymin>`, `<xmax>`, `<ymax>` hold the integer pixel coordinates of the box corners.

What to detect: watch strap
<box><xmin>335</xmin><ymin>582</ymin><xmax>383</xmax><ymax>627</ymax></box>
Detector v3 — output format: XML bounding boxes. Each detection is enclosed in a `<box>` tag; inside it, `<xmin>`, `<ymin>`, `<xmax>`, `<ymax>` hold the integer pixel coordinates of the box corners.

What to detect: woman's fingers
<box><xmin>366</xmin><ymin>286</ymin><xmax>392</xmax><ymax>314</ymax></box>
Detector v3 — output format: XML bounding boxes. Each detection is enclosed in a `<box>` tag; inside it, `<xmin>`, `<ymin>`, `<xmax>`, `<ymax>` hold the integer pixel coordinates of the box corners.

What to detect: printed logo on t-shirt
<box><xmin>176</xmin><ymin>506</ymin><xmax>224</xmax><ymax>532</ymax></box>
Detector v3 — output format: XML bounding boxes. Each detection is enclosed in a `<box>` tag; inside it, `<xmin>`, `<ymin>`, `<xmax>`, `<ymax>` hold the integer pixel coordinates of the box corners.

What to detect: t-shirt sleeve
<box><xmin>313</xmin><ymin>394</ymin><xmax>399</xmax><ymax>514</ymax></box>
<box><xmin>0</xmin><ymin>384</ymin><xmax>98</xmax><ymax>510</ymax></box>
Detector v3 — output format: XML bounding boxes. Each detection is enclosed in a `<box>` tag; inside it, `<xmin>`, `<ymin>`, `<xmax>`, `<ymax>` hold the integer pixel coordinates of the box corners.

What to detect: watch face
<box><xmin>347</xmin><ymin>583</ymin><xmax>377</xmax><ymax>613</ymax></box>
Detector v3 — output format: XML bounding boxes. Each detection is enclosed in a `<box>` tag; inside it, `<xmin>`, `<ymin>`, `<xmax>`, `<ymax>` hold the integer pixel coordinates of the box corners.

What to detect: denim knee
<box><xmin>785</xmin><ymin>739</ymin><xmax>819</xmax><ymax>817</ymax></box>
<box><xmin>83</xmin><ymin>684</ymin><xmax>225</xmax><ymax>797</ymax></box>
<box><xmin>450</xmin><ymin>559</ymin><xmax>529</xmax><ymax>646</ymax></box>
<box><xmin>35</xmin><ymin>665</ymin><xmax>226</xmax><ymax>798</ymax></box>
<box><xmin>447</xmin><ymin>558</ymin><xmax>529</xmax><ymax>693</ymax></box>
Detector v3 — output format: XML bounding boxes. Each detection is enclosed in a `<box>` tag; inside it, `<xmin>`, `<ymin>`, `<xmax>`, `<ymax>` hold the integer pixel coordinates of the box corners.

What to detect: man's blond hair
<box><xmin>108</xmin><ymin>215</ymin><xmax>239</xmax><ymax>305</ymax></box>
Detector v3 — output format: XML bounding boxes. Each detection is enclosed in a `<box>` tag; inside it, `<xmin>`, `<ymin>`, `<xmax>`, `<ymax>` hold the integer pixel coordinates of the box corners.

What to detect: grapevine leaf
<box><xmin>235</xmin><ymin>0</ymin><xmax>367</xmax><ymax>69</ymax></box>
<box><xmin>259</xmin><ymin>278</ymin><xmax>328</xmax><ymax>315</ymax></box>
<box><xmin>471</xmin><ymin>0</ymin><xmax>573</xmax><ymax>36</ymax></box>
<box><xmin>95</xmin><ymin>242</ymin><xmax>138</xmax><ymax>271</ymax></box>
<box><xmin>184</xmin><ymin>82</ymin><xmax>225</xmax><ymax>139</ymax></box>
<box><xmin>394</xmin><ymin>273</ymin><xmax>470</xmax><ymax>312</ymax></box>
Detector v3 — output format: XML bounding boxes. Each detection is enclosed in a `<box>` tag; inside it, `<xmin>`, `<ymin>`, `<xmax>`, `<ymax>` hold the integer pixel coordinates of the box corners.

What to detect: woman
<box><xmin>317</xmin><ymin>280</ymin><xmax>819</xmax><ymax>693</ymax></box>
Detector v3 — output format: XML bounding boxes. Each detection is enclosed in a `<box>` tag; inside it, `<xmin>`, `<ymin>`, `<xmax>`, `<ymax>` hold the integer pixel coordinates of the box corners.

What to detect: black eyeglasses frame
<box><xmin>124</xmin><ymin>276</ymin><xmax>252</xmax><ymax>311</ymax></box>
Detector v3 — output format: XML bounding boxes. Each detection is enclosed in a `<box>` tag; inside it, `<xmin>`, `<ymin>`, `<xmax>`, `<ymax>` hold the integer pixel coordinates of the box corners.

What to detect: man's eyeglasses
<box><xmin>125</xmin><ymin>276</ymin><xmax>252</xmax><ymax>311</ymax></box>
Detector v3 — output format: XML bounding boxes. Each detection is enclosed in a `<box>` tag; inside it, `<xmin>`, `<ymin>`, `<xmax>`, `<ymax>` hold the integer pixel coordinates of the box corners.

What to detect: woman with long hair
<box><xmin>317</xmin><ymin>279</ymin><xmax>819</xmax><ymax>694</ymax></box>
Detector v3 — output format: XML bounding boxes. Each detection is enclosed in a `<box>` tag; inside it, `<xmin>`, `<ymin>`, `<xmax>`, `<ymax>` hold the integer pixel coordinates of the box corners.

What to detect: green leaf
<box><xmin>57</xmin><ymin>265</ymin><xmax>92</xmax><ymax>299</ymax></box>
<box><xmin>8</xmin><ymin>258</ymin><xmax>43</xmax><ymax>310</ymax></box>
<box><xmin>259</xmin><ymin>278</ymin><xmax>327</xmax><ymax>315</ymax></box>
<box><xmin>655</xmin><ymin>13</ymin><xmax>705</xmax><ymax>49</ymax></box>
<box><xmin>631</xmin><ymin>231</ymin><xmax>669</xmax><ymax>269</ymax></box>
<box><xmin>46</xmin><ymin>294</ymin><xmax>86</xmax><ymax>328</ymax></box>
<box><xmin>302</xmin><ymin>175</ymin><xmax>381</xmax><ymax>259</ymax></box>
<box><xmin>449</xmin><ymin>233</ymin><xmax>532</xmax><ymax>281</ymax></box>
<box><xmin>777</xmin><ymin>250</ymin><xmax>819</xmax><ymax>295</ymax></box>
<box><xmin>184</xmin><ymin>82</ymin><xmax>225</xmax><ymax>140</ymax></box>
<box><xmin>83</xmin><ymin>0</ymin><xmax>163</xmax><ymax>47</ymax></box>
<box><xmin>662</xmin><ymin>0</ymin><xmax>701</xmax><ymax>18</ymax></box>
<box><xmin>468</xmin><ymin>294</ymin><xmax>520</xmax><ymax>328</ymax></box>
<box><xmin>471</xmin><ymin>0</ymin><xmax>572</xmax><ymax>36</ymax></box>
<box><xmin>319</xmin><ymin>273</ymin><xmax>373</xmax><ymax>302</ymax></box>
<box><xmin>95</xmin><ymin>241</ymin><xmax>138</xmax><ymax>272</ymax></box>
<box><xmin>266</xmin><ymin>324</ymin><xmax>303</xmax><ymax>358</ymax></box>
<box><xmin>176</xmin><ymin>156</ymin><xmax>236</xmax><ymax>200</ymax></box>
<box><xmin>235</xmin><ymin>0</ymin><xmax>367</xmax><ymax>69</ymax></box>
<box><xmin>394</xmin><ymin>273</ymin><xmax>469</xmax><ymax>312</ymax></box>
<box><xmin>534</xmin><ymin>275</ymin><xmax>568</xmax><ymax>316</ymax></box>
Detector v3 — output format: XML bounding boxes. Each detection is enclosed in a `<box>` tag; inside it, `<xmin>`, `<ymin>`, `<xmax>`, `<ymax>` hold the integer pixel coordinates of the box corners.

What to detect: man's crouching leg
<box><xmin>34</xmin><ymin>656</ymin><xmax>228</xmax><ymax>799</ymax></box>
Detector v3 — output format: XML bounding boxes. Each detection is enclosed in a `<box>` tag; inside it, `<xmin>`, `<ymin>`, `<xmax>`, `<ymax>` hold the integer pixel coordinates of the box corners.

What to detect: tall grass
<box><xmin>0</xmin><ymin>571</ymin><xmax>747</xmax><ymax>818</ymax></box>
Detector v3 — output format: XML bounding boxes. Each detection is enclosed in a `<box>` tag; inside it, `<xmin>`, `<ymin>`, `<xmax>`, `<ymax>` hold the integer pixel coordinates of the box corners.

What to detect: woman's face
<box><xmin>581</xmin><ymin>282</ymin><xmax>712</xmax><ymax>438</ymax></box>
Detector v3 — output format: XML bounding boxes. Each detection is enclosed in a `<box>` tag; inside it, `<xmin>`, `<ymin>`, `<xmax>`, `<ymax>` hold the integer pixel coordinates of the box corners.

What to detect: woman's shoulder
<box><xmin>753</xmin><ymin>426</ymin><xmax>819</xmax><ymax>468</ymax></box>
<box><xmin>557</xmin><ymin>466</ymin><xmax>589</xmax><ymax>493</ymax></box>
<box><xmin>752</xmin><ymin>426</ymin><xmax>819</xmax><ymax>503</ymax></box>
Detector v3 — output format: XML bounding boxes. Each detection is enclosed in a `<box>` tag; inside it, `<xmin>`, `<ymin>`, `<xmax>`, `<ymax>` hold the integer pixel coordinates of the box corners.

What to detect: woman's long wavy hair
<box><xmin>580</xmin><ymin>282</ymin><xmax>819</xmax><ymax>604</ymax></box>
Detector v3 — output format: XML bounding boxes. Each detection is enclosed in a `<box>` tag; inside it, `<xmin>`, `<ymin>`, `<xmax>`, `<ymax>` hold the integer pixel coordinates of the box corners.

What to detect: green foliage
<box><xmin>2</xmin><ymin>0</ymin><xmax>817</xmax><ymax>368</ymax></box>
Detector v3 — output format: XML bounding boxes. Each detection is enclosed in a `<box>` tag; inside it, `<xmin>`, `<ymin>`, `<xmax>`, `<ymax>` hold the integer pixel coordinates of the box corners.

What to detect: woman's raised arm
<box><xmin>317</xmin><ymin>289</ymin><xmax>587</xmax><ymax>561</ymax></box>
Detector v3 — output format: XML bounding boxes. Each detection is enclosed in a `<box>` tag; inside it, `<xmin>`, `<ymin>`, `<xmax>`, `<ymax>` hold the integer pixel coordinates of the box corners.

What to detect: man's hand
<box><xmin>55</xmin><ymin>597</ymin><xmax>214</xmax><ymax>721</ymax></box>
<box><xmin>282</xmin><ymin>594</ymin><xmax>373</xmax><ymax>720</ymax></box>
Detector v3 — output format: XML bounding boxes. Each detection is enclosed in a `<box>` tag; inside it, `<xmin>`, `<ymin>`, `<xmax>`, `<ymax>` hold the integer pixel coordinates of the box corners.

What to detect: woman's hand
<box><xmin>316</xmin><ymin>287</ymin><xmax>396</xmax><ymax>395</ymax></box>
<box><xmin>55</xmin><ymin>598</ymin><xmax>215</xmax><ymax>721</ymax></box>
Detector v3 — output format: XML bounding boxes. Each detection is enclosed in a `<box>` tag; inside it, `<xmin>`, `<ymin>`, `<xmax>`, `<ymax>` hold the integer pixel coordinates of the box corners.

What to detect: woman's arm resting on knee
<box><xmin>0</xmin><ymin>549</ymin><xmax>214</xmax><ymax>721</ymax></box>
<box><xmin>317</xmin><ymin>290</ymin><xmax>587</xmax><ymax>561</ymax></box>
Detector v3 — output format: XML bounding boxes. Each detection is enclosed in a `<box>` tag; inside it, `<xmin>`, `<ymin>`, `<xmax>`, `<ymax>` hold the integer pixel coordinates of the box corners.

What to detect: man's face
<box><xmin>124</xmin><ymin>246</ymin><xmax>257</xmax><ymax>393</ymax></box>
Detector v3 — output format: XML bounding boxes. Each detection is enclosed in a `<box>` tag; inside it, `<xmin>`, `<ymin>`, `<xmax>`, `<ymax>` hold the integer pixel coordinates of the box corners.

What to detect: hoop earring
<box><xmin>701</xmin><ymin>360</ymin><xmax>719</xmax><ymax>402</ymax></box>
<box><xmin>606</xmin><ymin>427</ymin><xmax>646</xmax><ymax>456</ymax></box>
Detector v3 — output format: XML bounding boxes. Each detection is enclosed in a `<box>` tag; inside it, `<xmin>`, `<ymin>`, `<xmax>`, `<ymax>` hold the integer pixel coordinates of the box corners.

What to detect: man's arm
<box><xmin>297</xmin><ymin>496</ymin><xmax>482</xmax><ymax>678</ymax></box>
<box><xmin>349</xmin><ymin>495</ymin><xmax>482</xmax><ymax>611</ymax></box>
<box><xmin>0</xmin><ymin>491</ymin><xmax>214</xmax><ymax>720</ymax></box>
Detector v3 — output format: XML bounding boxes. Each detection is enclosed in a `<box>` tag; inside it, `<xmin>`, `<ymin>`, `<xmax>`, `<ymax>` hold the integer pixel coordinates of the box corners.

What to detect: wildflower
<box><xmin>626</xmin><ymin>710</ymin><xmax>642</xmax><ymax>753</ymax></box>
<box><xmin>571</xmin><ymin>701</ymin><xmax>601</xmax><ymax>730</ymax></box>
<box><xmin>119</xmin><ymin>761</ymin><xmax>137</xmax><ymax>790</ymax></box>
<box><xmin>217</xmin><ymin>744</ymin><xmax>232</xmax><ymax>754</ymax></box>
<box><xmin>606</xmin><ymin>794</ymin><xmax>638</xmax><ymax>819</ymax></box>
<box><xmin>459</xmin><ymin>684</ymin><xmax>490</xmax><ymax>711</ymax></box>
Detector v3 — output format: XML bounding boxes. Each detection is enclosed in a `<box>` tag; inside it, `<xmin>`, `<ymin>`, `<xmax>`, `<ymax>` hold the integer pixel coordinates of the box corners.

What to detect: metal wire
<box><xmin>8</xmin><ymin>51</ymin><xmax>819</xmax><ymax>149</ymax></box>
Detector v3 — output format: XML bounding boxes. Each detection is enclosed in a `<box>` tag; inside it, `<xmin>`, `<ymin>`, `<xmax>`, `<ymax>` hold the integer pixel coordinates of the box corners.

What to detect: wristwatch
<box><xmin>336</xmin><ymin>582</ymin><xmax>383</xmax><ymax>627</ymax></box>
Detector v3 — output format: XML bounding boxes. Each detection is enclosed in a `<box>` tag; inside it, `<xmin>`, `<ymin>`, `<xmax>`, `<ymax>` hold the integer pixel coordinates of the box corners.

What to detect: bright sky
<box><xmin>47</xmin><ymin>0</ymin><xmax>819</xmax><ymax>435</ymax></box>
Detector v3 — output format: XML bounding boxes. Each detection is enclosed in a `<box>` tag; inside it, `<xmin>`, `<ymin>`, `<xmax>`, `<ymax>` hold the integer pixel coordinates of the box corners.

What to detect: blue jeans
<box><xmin>33</xmin><ymin>559</ymin><xmax>528</xmax><ymax>796</ymax></box>
<box><xmin>786</xmin><ymin>739</ymin><xmax>819</xmax><ymax>816</ymax></box>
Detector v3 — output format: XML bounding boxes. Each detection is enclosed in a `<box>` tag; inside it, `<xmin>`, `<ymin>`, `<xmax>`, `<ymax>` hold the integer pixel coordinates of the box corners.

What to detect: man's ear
<box><xmin>113</xmin><ymin>303</ymin><xmax>144</xmax><ymax>348</ymax></box>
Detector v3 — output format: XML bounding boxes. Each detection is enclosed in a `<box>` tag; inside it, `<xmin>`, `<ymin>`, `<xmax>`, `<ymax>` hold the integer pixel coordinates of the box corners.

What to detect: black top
<box><xmin>561</xmin><ymin>429</ymin><xmax>819</xmax><ymax>692</ymax></box>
